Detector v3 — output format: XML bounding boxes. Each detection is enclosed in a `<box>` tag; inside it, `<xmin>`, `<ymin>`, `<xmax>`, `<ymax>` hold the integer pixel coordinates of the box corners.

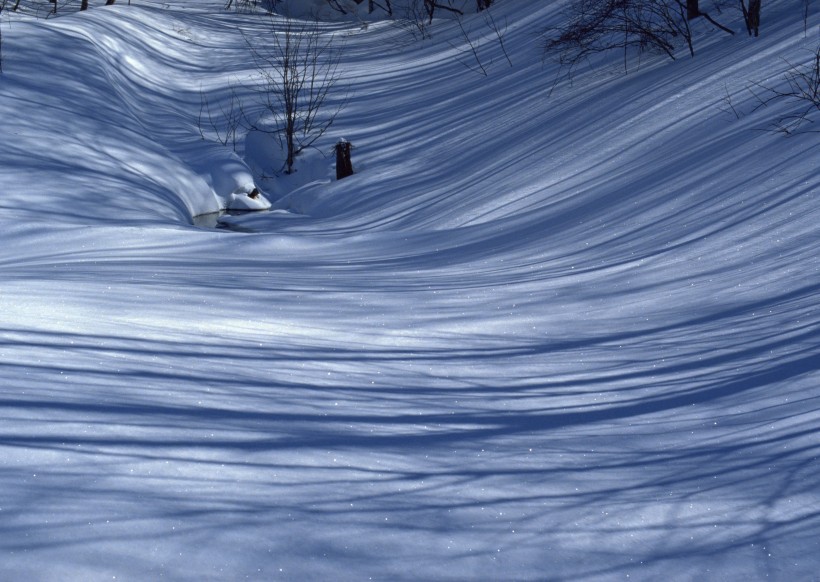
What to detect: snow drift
<box><xmin>0</xmin><ymin>0</ymin><xmax>817</xmax><ymax>580</ymax></box>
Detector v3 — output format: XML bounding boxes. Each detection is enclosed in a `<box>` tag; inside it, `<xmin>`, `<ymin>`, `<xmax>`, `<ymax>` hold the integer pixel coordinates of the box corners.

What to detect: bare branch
<box><xmin>245</xmin><ymin>15</ymin><xmax>346</xmax><ymax>174</ymax></box>
<box><xmin>543</xmin><ymin>0</ymin><xmax>694</xmax><ymax>78</ymax></box>
<box><xmin>751</xmin><ymin>46</ymin><xmax>820</xmax><ymax>134</ymax></box>
<box><xmin>484</xmin><ymin>9</ymin><xmax>513</xmax><ymax>68</ymax></box>
<box><xmin>449</xmin><ymin>16</ymin><xmax>488</xmax><ymax>76</ymax></box>
<box><xmin>198</xmin><ymin>83</ymin><xmax>245</xmax><ymax>151</ymax></box>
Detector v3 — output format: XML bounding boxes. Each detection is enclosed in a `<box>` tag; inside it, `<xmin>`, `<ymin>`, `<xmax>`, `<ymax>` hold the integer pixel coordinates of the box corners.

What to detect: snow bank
<box><xmin>0</xmin><ymin>3</ymin><xmax>272</xmax><ymax>223</ymax></box>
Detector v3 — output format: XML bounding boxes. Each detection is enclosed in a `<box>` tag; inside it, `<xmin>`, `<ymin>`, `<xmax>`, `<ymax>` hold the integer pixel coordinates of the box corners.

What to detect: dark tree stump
<box><xmin>335</xmin><ymin>140</ymin><xmax>353</xmax><ymax>180</ymax></box>
<box><xmin>686</xmin><ymin>0</ymin><xmax>699</xmax><ymax>20</ymax></box>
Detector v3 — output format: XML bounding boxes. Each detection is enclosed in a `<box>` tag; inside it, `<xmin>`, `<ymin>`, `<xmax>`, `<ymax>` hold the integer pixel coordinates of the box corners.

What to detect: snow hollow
<box><xmin>0</xmin><ymin>0</ymin><xmax>818</xmax><ymax>579</ymax></box>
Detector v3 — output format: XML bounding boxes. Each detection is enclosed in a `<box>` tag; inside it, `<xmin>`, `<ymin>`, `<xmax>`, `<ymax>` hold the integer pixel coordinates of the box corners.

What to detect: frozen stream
<box><xmin>192</xmin><ymin>210</ymin><xmax>259</xmax><ymax>232</ymax></box>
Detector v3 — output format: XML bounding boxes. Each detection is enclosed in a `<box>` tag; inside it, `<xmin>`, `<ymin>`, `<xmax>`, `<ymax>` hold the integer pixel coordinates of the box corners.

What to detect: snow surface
<box><xmin>0</xmin><ymin>0</ymin><xmax>818</xmax><ymax>580</ymax></box>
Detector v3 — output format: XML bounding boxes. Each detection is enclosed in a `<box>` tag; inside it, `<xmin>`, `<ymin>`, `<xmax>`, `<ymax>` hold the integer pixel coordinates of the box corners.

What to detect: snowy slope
<box><xmin>1</xmin><ymin>1</ymin><xmax>818</xmax><ymax>580</ymax></box>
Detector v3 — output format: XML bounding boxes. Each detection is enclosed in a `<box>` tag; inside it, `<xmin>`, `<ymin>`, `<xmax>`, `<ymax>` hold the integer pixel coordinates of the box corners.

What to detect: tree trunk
<box><xmin>335</xmin><ymin>140</ymin><xmax>353</xmax><ymax>180</ymax></box>
<box><xmin>286</xmin><ymin>128</ymin><xmax>295</xmax><ymax>174</ymax></box>
<box><xmin>740</xmin><ymin>0</ymin><xmax>761</xmax><ymax>36</ymax></box>
<box><xmin>686</xmin><ymin>0</ymin><xmax>699</xmax><ymax>19</ymax></box>
<box><xmin>748</xmin><ymin>0</ymin><xmax>761</xmax><ymax>36</ymax></box>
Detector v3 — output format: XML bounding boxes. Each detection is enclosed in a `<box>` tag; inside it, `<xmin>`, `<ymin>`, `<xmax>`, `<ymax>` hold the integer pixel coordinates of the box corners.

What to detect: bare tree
<box><xmin>198</xmin><ymin>83</ymin><xmax>245</xmax><ymax>151</ymax></box>
<box><xmin>246</xmin><ymin>16</ymin><xmax>345</xmax><ymax>174</ymax></box>
<box><xmin>739</xmin><ymin>0</ymin><xmax>761</xmax><ymax>37</ymax></box>
<box><xmin>753</xmin><ymin>45</ymin><xmax>819</xmax><ymax>134</ymax></box>
<box><xmin>543</xmin><ymin>0</ymin><xmax>734</xmax><ymax>75</ymax></box>
<box><xmin>423</xmin><ymin>0</ymin><xmax>463</xmax><ymax>24</ymax></box>
<box><xmin>396</xmin><ymin>0</ymin><xmax>432</xmax><ymax>39</ymax></box>
<box><xmin>450</xmin><ymin>7</ymin><xmax>513</xmax><ymax>76</ymax></box>
<box><xmin>544</xmin><ymin>0</ymin><xmax>694</xmax><ymax>72</ymax></box>
<box><xmin>451</xmin><ymin>15</ymin><xmax>489</xmax><ymax>75</ymax></box>
<box><xmin>395</xmin><ymin>0</ymin><xmax>464</xmax><ymax>39</ymax></box>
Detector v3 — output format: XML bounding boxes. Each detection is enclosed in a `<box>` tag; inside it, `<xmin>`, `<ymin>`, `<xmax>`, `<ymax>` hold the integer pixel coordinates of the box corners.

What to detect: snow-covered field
<box><xmin>1</xmin><ymin>0</ymin><xmax>818</xmax><ymax>579</ymax></box>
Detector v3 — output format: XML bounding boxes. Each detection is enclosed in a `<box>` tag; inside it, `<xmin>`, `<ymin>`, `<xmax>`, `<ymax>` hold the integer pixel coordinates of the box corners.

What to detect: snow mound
<box><xmin>0</xmin><ymin>3</ymin><xmax>271</xmax><ymax>223</ymax></box>
<box><xmin>190</xmin><ymin>143</ymin><xmax>271</xmax><ymax>211</ymax></box>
